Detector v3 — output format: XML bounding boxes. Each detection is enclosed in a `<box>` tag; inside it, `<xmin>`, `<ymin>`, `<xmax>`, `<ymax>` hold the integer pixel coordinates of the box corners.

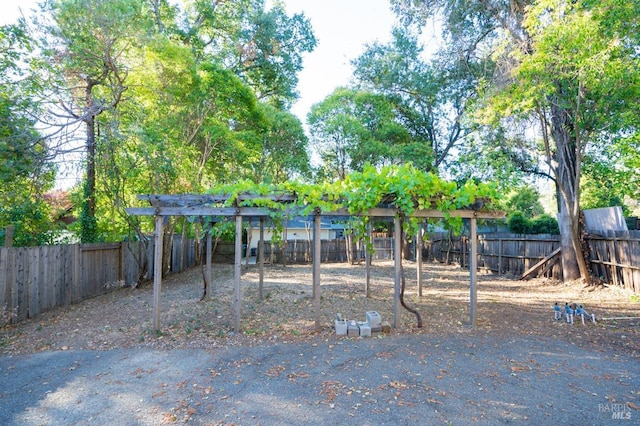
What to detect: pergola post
<box><xmin>152</xmin><ymin>215</ymin><xmax>164</xmax><ymax>331</ymax></box>
<box><xmin>469</xmin><ymin>216</ymin><xmax>478</xmax><ymax>326</ymax></box>
<box><xmin>417</xmin><ymin>223</ymin><xmax>423</xmax><ymax>297</ymax></box>
<box><xmin>206</xmin><ymin>223</ymin><xmax>212</xmax><ymax>295</ymax></box>
<box><xmin>313</xmin><ymin>211</ymin><xmax>322</xmax><ymax>330</ymax></box>
<box><xmin>234</xmin><ymin>213</ymin><xmax>243</xmax><ymax>332</ymax></box>
<box><xmin>365</xmin><ymin>220</ymin><xmax>372</xmax><ymax>298</ymax></box>
<box><xmin>393</xmin><ymin>215</ymin><xmax>402</xmax><ymax>329</ymax></box>
<box><xmin>259</xmin><ymin>217</ymin><xmax>265</xmax><ymax>300</ymax></box>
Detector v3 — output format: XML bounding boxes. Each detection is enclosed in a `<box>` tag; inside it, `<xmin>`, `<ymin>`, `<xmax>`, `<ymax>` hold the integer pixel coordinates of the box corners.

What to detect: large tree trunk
<box><xmin>550</xmin><ymin>100</ymin><xmax>592</xmax><ymax>284</ymax></box>
<box><xmin>80</xmin><ymin>81</ymin><xmax>98</xmax><ymax>243</ymax></box>
<box><xmin>556</xmin><ymin>201</ymin><xmax>581</xmax><ymax>281</ymax></box>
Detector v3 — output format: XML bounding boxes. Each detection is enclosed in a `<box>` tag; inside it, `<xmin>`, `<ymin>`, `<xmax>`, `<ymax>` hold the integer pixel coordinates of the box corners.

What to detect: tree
<box><xmin>231</xmin><ymin>2</ymin><xmax>317</xmax><ymax>107</ymax></box>
<box><xmin>391</xmin><ymin>0</ymin><xmax>640</xmax><ymax>283</ymax></box>
<box><xmin>614</xmin><ymin>134</ymin><xmax>640</xmax><ymax>201</ymax></box>
<box><xmin>0</xmin><ymin>22</ymin><xmax>56</xmax><ymax>246</ymax></box>
<box><xmin>251</xmin><ymin>103</ymin><xmax>310</xmax><ymax>184</ymax></box>
<box><xmin>581</xmin><ymin>157</ymin><xmax>631</xmax><ymax>215</ymax></box>
<box><xmin>9</xmin><ymin>0</ymin><xmax>314</xmax><ymax>245</ymax></box>
<box><xmin>308</xmin><ymin>87</ymin><xmax>416</xmax><ymax>179</ymax></box>
<box><xmin>307</xmin><ymin>88</ymin><xmax>365</xmax><ymax>180</ymax></box>
<box><xmin>506</xmin><ymin>186</ymin><xmax>545</xmax><ymax>219</ymax></box>
<box><xmin>178</xmin><ymin>0</ymin><xmax>316</xmax><ymax>108</ymax></box>
<box><xmin>40</xmin><ymin>0</ymin><xmax>151</xmax><ymax>242</ymax></box>
<box><xmin>352</xmin><ymin>26</ymin><xmax>482</xmax><ymax>173</ymax></box>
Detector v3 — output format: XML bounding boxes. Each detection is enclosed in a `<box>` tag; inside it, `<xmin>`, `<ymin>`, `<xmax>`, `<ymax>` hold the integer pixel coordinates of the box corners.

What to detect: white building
<box><xmin>247</xmin><ymin>218</ymin><xmax>344</xmax><ymax>253</ymax></box>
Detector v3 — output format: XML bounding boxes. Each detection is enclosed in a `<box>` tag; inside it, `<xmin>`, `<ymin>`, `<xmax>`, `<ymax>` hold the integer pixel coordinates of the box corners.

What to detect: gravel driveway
<box><xmin>1</xmin><ymin>332</ymin><xmax>637</xmax><ymax>425</ymax></box>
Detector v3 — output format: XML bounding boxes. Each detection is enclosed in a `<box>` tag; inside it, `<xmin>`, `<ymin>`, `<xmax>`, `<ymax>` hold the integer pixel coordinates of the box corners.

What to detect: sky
<box><xmin>277</xmin><ymin>0</ymin><xmax>397</xmax><ymax>122</ymax></box>
<box><xmin>1</xmin><ymin>0</ymin><xmax>398</xmax><ymax>124</ymax></box>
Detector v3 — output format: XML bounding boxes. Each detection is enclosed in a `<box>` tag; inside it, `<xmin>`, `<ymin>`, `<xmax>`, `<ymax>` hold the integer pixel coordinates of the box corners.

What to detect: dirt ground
<box><xmin>1</xmin><ymin>260</ymin><xmax>639</xmax><ymax>356</ymax></box>
<box><xmin>1</xmin><ymin>260</ymin><xmax>640</xmax><ymax>425</ymax></box>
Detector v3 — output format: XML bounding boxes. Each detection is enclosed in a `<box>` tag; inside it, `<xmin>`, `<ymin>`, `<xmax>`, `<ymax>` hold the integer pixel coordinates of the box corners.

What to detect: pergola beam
<box><xmin>126</xmin><ymin>206</ymin><xmax>504</xmax><ymax>220</ymax></box>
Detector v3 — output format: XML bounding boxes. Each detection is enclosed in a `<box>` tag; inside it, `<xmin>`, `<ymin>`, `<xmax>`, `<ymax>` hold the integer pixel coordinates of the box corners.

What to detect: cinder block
<box><xmin>357</xmin><ymin>321</ymin><xmax>371</xmax><ymax>337</ymax></box>
<box><xmin>365</xmin><ymin>311</ymin><xmax>382</xmax><ymax>328</ymax></box>
<box><xmin>335</xmin><ymin>319</ymin><xmax>347</xmax><ymax>335</ymax></box>
<box><xmin>347</xmin><ymin>321</ymin><xmax>359</xmax><ymax>337</ymax></box>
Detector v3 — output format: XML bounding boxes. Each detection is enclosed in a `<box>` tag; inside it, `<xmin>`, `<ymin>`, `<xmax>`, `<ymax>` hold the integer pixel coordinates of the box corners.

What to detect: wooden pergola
<box><xmin>126</xmin><ymin>194</ymin><xmax>504</xmax><ymax>332</ymax></box>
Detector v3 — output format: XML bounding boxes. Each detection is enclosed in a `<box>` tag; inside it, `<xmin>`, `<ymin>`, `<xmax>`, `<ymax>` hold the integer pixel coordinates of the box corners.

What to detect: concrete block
<box><xmin>347</xmin><ymin>321</ymin><xmax>359</xmax><ymax>337</ymax></box>
<box><xmin>335</xmin><ymin>319</ymin><xmax>347</xmax><ymax>335</ymax></box>
<box><xmin>365</xmin><ymin>311</ymin><xmax>382</xmax><ymax>328</ymax></box>
<box><xmin>357</xmin><ymin>321</ymin><xmax>371</xmax><ymax>337</ymax></box>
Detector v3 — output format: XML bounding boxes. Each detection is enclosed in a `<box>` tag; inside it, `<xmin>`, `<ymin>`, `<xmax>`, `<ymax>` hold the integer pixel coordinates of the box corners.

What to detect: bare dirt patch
<box><xmin>2</xmin><ymin>260</ymin><xmax>639</xmax><ymax>356</ymax></box>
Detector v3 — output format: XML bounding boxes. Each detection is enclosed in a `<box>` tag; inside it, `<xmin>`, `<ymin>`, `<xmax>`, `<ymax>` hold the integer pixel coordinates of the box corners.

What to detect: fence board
<box><xmin>0</xmin><ymin>249</ymin><xmax>7</xmax><ymax>319</ymax></box>
<box><xmin>28</xmin><ymin>247</ymin><xmax>39</xmax><ymax>318</ymax></box>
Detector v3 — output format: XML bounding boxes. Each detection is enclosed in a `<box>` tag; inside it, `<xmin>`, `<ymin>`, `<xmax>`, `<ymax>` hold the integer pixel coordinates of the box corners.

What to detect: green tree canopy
<box><xmin>351</xmin><ymin>27</ymin><xmax>477</xmax><ymax>173</ymax></box>
<box><xmin>391</xmin><ymin>0</ymin><xmax>640</xmax><ymax>283</ymax></box>
<box><xmin>506</xmin><ymin>185</ymin><xmax>545</xmax><ymax>219</ymax></box>
<box><xmin>18</xmin><ymin>0</ymin><xmax>316</xmax><ymax>243</ymax></box>
<box><xmin>0</xmin><ymin>22</ymin><xmax>56</xmax><ymax>246</ymax></box>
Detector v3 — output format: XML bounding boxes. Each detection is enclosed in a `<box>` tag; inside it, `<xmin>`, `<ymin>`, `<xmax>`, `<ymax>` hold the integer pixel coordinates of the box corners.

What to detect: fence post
<box><xmin>4</xmin><ymin>225</ymin><xmax>13</xmax><ymax>247</ymax></box>
<box><xmin>0</xmin><ymin>248</ymin><xmax>8</xmax><ymax>322</ymax></box>
<box><xmin>498</xmin><ymin>238</ymin><xmax>503</xmax><ymax>276</ymax></box>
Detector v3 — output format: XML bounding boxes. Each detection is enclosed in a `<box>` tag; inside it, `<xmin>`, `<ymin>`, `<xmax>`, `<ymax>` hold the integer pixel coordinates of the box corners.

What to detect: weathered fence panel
<box><xmin>256</xmin><ymin>238</ymin><xmax>395</xmax><ymax>264</ymax></box>
<box><xmin>171</xmin><ymin>235</ymin><xmax>197</xmax><ymax>273</ymax></box>
<box><xmin>1</xmin><ymin>238</ymin><xmax>197</xmax><ymax>325</ymax></box>
<box><xmin>425</xmin><ymin>232</ymin><xmax>638</xmax><ymax>292</ymax></box>
<box><xmin>372</xmin><ymin>238</ymin><xmax>394</xmax><ymax>260</ymax></box>
<box><xmin>81</xmin><ymin>243</ymin><xmax>121</xmax><ymax>299</ymax></box>
<box><xmin>212</xmin><ymin>242</ymin><xmax>236</xmax><ymax>264</ymax></box>
<box><xmin>588</xmin><ymin>232</ymin><xmax>640</xmax><ymax>293</ymax></box>
<box><xmin>262</xmin><ymin>239</ymin><xmax>348</xmax><ymax>264</ymax></box>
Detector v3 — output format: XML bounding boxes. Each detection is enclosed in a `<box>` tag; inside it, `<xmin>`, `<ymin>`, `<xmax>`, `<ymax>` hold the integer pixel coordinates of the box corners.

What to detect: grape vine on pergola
<box><xmin>126</xmin><ymin>190</ymin><xmax>505</xmax><ymax>333</ymax></box>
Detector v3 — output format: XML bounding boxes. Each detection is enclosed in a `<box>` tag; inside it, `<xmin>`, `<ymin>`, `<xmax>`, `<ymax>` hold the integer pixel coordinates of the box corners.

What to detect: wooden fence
<box><xmin>277</xmin><ymin>239</ymin><xmax>349</xmax><ymax>263</ymax></box>
<box><xmin>1</xmin><ymin>238</ymin><xmax>198</xmax><ymax>325</ymax></box>
<box><xmin>260</xmin><ymin>238</ymin><xmax>395</xmax><ymax>264</ymax></box>
<box><xmin>4</xmin><ymin>231</ymin><xmax>638</xmax><ymax>326</ymax></box>
<box><xmin>588</xmin><ymin>232</ymin><xmax>640</xmax><ymax>293</ymax></box>
<box><xmin>425</xmin><ymin>232</ymin><xmax>640</xmax><ymax>293</ymax></box>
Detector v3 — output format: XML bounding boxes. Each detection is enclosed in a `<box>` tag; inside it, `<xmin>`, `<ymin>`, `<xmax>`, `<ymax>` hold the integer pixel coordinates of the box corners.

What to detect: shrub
<box><xmin>530</xmin><ymin>214</ymin><xmax>559</xmax><ymax>234</ymax></box>
<box><xmin>507</xmin><ymin>211</ymin><xmax>530</xmax><ymax>234</ymax></box>
<box><xmin>507</xmin><ymin>211</ymin><xmax>559</xmax><ymax>235</ymax></box>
